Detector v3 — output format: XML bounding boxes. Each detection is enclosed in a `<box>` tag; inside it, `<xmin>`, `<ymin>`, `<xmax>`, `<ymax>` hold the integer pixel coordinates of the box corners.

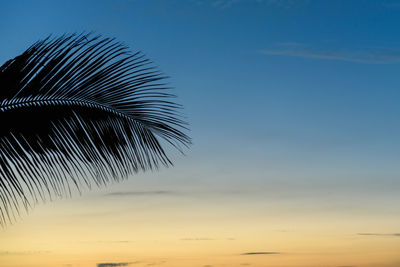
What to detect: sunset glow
<box><xmin>1</xmin><ymin>1</ymin><xmax>400</xmax><ymax>267</ymax></box>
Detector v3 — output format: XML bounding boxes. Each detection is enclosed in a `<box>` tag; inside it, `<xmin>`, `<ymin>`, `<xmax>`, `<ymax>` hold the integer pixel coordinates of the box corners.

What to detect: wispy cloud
<box><xmin>260</xmin><ymin>43</ymin><xmax>400</xmax><ymax>64</ymax></box>
<box><xmin>97</xmin><ymin>263</ymin><xmax>139</xmax><ymax>267</ymax></box>
<box><xmin>357</xmin><ymin>233</ymin><xmax>400</xmax><ymax>237</ymax></box>
<box><xmin>241</xmin><ymin>252</ymin><xmax>281</xmax><ymax>255</ymax></box>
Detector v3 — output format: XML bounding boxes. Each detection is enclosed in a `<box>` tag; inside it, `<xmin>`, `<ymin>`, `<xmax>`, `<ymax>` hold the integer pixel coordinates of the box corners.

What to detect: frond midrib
<box><xmin>0</xmin><ymin>96</ymin><xmax>132</xmax><ymax>120</ymax></box>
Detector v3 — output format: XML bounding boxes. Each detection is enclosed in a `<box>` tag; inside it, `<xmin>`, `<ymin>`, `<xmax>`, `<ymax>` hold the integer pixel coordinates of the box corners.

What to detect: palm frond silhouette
<box><xmin>0</xmin><ymin>33</ymin><xmax>190</xmax><ymax>226</ymax></box>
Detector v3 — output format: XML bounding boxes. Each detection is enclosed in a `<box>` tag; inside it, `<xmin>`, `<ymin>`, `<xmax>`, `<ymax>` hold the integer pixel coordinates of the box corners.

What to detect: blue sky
<box><xmin>2</xmin><ymin>0</ymin><xmax>400</xmax><ymax>194</ymax></box>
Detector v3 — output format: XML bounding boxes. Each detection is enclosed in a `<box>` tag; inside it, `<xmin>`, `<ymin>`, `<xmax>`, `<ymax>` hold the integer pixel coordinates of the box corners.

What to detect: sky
<box><xmin>1</xmin><ymin>0</ymin><xmax>400</xmax><ymax>266</ymax></box>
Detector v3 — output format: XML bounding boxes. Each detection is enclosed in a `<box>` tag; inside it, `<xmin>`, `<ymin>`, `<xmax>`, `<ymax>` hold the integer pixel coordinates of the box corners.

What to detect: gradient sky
<box><xmin>1</xmin><ymin>1</ymin><xmax>400</xmax><ymax>267</ymax></box>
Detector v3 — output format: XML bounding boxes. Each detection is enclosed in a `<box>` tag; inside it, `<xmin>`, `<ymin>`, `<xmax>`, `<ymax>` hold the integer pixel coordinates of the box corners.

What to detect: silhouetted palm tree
<box><xmin>0</xmin><ymin>33</ymin><xmax>190</xmax><ymax>226</ymax></box>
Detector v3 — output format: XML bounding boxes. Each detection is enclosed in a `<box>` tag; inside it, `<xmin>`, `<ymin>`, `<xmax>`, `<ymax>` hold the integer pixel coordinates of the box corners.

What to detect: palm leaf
<box><xmin>0</xmin><ymin>33</ymin><xmax>190</xmax><ymax>226</ymax></box>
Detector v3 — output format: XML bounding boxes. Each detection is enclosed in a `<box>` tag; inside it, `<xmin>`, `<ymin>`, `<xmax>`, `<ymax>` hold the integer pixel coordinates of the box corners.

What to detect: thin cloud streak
<box><xmin>104</xmin><ymin>189</ymin><xmax>255</xmax><ymax>197</ymax></box>
<box><xmin>358</xmin><ymin>233</ymin><xmax>400</xmax><ymax>237</ymax></box>
<box><xmin>241</xmin><ymin>252</ymin><xmax>281</xmax><ymax>255</ymax></box>
<box><xmin>97</xmin><ymin>262</ymin><xmax>140</xmax><ymax>267</ymax></box>
<box><xmin>180</xmin><ymin>238</ymin><xmax>215</xmax><ymax>241</ymax></box>
<box><xmin>260</xmin><ymin>43</ymin><xmax>400</xmax><ymax>64</ymax></box>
